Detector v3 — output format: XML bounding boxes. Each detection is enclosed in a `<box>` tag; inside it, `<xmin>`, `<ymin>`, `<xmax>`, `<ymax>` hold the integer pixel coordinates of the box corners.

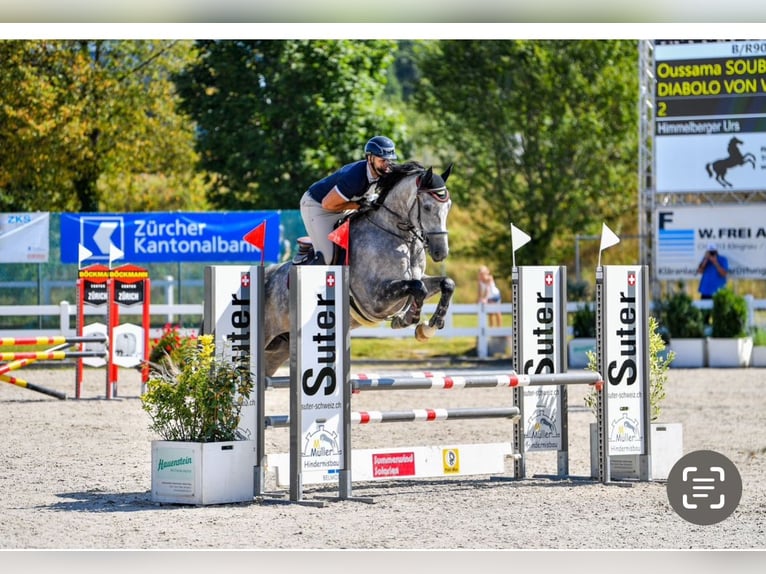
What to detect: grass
<box><xmin>351</xmin><ymin>336</ymin><xmax>479</xmax><ymax>361</ymax></box>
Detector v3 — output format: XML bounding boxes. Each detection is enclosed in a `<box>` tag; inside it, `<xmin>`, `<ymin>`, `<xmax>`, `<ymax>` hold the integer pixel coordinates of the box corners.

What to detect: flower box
<box><xmin>151</xmin><ymin>440</ymin><xmax>256</xmax><ymax>505</ymax></box>
<box><xmin>707</xmin><ymin>336</ymin><xmax>753</xmax><ymax>368</ymax></box>
<box><xmin>667</xmin><ymin>338</ymin><xmax>706</xmax><ymax>368</ymax></box>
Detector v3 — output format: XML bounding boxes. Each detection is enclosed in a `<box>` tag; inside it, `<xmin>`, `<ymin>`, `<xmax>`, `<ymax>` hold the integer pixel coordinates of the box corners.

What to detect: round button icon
<box><xmin>666</xmin><ymin>450</ymin><xmax>742</xmax><ymax>525</ymax></box>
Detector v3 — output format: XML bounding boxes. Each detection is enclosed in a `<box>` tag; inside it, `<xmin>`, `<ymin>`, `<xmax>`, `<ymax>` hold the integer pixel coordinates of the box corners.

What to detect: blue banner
<box><xmin>60</xmin><ymin>211</ymin><xmax>281</xmax><ymax>264</ymax></box>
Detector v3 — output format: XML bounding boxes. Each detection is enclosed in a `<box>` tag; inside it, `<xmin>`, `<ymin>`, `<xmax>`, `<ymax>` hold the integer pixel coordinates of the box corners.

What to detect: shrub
<box><xmin>146</xmin><ymin>324</ymin><xmax>196</xmax><ymax>373</ymax></box>
<box><xmin>571</xmin><ymin>302</ymin><xmax>597</xmax><ymax>338</ymax></box>
<box><xmin>656</xmin><ymin>285</ymin><xmax>705</xmax><ymax>339</ymax></box>
<box><xmin>711</xmin><ymin>287</ymin><xmax>748</xmax><ymax>338</ymax></box>
<box><xmin>141</xmin><ymin>334</ymin><xmax>253</xmax><ymax>442</ymax></box>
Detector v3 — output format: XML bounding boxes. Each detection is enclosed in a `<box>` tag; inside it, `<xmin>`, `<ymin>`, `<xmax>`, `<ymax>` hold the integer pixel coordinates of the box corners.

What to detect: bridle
<box><xmin>363</xmin><ymin>170</ymin><xmax>450</xmax><ymax>247</ymax></box>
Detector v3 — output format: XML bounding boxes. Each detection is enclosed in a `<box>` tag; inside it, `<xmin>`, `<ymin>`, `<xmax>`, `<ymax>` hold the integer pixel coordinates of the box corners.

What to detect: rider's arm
<box><xmin>321</xmin><ymin>186</ymin><xmax>360</xmax><ymax>212</ymax></box>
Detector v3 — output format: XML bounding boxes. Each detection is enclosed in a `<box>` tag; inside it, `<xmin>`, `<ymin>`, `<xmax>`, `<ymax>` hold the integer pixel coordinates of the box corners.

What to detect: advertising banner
<box><xmin>516</xmin><ymin>266</ymin><xmax>567</xmax><ymax>453</ymax></box>
<box><xmin>601</xmin><ymin>265</ymin><xmax>649</xmax><ymax>457</ymax></box>
<box><xmin>0</xmin><ymin>212</ymin><xmax>49</xmax><ymax>263</ymax></box>
<box><xmin>60</xmin><ymin>211</ymin><xmax>281</xmax><ymax>264</ymax></box>
<box><xmin>654</xmin><ymin>204</ymin><xmax>766</xmax><ymax>279</ymax></box>
<box><xmin>294</xmin><ymin>265</ymin><xmax>347</xmax><ymax>483</ymax></box>
<box><xmin>654</xmin><ymin>40</ymin><xmax>766</xmax><ymax>193</ymax></box>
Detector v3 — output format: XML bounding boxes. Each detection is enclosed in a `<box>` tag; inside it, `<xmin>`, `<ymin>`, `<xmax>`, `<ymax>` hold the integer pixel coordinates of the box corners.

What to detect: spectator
<box><xmin>477</xmin><ymin>265</ymin><xmax>502</xmax><ymax>327</ymax></box>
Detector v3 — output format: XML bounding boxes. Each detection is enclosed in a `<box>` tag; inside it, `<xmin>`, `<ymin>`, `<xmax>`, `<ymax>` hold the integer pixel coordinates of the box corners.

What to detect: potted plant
<box><xmin>708</xmin><ymin>287</ymin><xmax>753</xmax><ymax>368</ymax></box>
<box><xmin>750</xmin><ymin>327</ymin><xmax>766</xmax><ymax>368</ymax></box>
<box><xmin>141</xmin><ymin>334</ymin><xmax>256</xmax><ymax>505</ymax></box>
<box><xmin>567</xmin><ymin>301</ymin><xmax>597</xmax><ymax>369</ymax></box>
<box><xmin>585</xmin><ymin>316</ymin><xmax>683</xmax><ymax>480</ymax></box>
<box><xmin>655</xmin><ymin>283</ymin><xmax>706</xmax><ymax>368</ymax></box>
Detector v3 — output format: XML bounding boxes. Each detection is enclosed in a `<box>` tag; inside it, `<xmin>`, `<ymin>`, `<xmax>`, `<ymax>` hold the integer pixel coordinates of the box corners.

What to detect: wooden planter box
<box><xmin>151</xmin><ymin>440</ymin><xmax>256</xmax><ymax>505</ymax></box>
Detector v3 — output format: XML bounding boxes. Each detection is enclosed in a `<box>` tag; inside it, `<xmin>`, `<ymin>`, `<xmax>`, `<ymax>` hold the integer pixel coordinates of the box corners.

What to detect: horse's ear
<box><xmin>441</xmin><ymin>163</ymin><xmax>454</xmax><ymax>183</ymax></box>
<box><xmin>422</xmin><ymin>167</ymin><xmax>433</xmax><ymax>188</ymax></box>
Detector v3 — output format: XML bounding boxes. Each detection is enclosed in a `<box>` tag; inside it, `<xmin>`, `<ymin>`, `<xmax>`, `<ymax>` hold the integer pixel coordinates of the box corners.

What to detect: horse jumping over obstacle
<box><xmin>261</xmin><ymin>161</ymin><xmax>456</xmax><ymax>377</ymax></box>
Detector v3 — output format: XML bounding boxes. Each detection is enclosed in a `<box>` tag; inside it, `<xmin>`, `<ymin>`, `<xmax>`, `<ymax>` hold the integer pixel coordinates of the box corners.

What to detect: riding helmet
<box><xmin>364</xmin><ymin>135</ymin><xmax>397</xmax><ymax>160</ymax></box>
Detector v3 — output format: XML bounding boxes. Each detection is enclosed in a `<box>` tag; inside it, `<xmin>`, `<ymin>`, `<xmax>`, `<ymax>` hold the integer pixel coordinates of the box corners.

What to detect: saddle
<box><xmin>291</xmin><ymin>209</ymin><xmax>365</xmax><ymax>266</ymax></box>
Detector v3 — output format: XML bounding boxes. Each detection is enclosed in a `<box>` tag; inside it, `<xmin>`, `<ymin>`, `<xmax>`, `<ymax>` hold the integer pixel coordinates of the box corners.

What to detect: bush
<box><xmin>571</xmin><ymin>302</ymin><xmax>596</xmax><ymax>338</ymax></box>
<box><xmin>752</xmin><ymin>327</ymin><xmax>766</xmax><ymax>347</ymax></box>
<box><xmin>656</xmin><ymin>285</ymin><xmax>705</xmax><ymax>339</ymax></box>
<box><xmin>711</xmin><ymin>287</ymin><xmax>748</xmax><ymax>338</ymax></box>
<box><xmin>146</xmin><ymin>324</ymin><xmax>196</xmax><ymax>373</ymax></box>
<box><xmin>141</xmin><ymin>334</ymin><xmax>253</xmax><ymax>442</ymax></box>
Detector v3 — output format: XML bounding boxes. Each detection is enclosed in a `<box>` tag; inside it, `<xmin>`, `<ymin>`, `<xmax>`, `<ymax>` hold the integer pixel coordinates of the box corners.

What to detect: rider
<box><xmin>299</xmin><ymin>135</ymin><xmax>397</xmax><ymax>264</ymax></box>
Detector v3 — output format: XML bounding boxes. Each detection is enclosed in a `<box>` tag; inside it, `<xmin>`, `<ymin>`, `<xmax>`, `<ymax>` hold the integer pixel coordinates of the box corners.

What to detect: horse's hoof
<box><xmin>415</xmin><ymin>324</ymin><xmax>436</xmax><ymax>341</ymax></box>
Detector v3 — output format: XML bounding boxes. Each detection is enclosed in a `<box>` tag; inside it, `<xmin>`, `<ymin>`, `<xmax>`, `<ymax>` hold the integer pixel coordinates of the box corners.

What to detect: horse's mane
<box><xmin>375</xmin><ymin>161</ymin><xmax>425</xmax><ymax>196</ymax></box>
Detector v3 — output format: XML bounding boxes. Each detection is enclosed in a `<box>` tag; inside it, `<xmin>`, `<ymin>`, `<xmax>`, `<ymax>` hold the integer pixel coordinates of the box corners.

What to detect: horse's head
<box><xmin>373</xmin><ymin>161</ymin><xmax>453</xmax><ymax>262</ymax></box>
<box><xmin>415</xmin><ymin>163</ymin><xmax>453</xmax><ymax>262</ymax></box>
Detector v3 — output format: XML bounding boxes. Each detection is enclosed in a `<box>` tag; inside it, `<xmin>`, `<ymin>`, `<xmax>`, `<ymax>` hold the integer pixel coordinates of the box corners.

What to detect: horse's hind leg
<box><xmin>264</xmin><ymin>332</ymin><xmax>290</xmax><ymax>377</ymax></box>
<box><xmin>388</xmin><ymin>280</ymin><xmax>429</xmax><ymax>329</ymax></box>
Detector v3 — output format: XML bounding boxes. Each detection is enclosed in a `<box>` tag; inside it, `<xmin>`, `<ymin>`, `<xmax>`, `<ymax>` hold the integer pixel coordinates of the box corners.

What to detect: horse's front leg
<box><xmin>414</xmin><ymin>276</ymin><xmax>455</xmax><ymax>341</ymax></box>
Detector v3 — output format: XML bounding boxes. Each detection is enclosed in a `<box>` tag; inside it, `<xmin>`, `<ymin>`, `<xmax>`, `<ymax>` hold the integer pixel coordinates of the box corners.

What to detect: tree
<box><xmin>174</xmin><ymin>40</ymin><xmax>408</xmax><ymax>210</ymax></box>
<box><xmin>0</xmin><ymin>40</ymin><xmax>208</xmax><ymax>213</ymax></box>
<box><xmin>413</xmin><ymin>40</ymin><xmax>638</xmax><ymax>270</ymax></box>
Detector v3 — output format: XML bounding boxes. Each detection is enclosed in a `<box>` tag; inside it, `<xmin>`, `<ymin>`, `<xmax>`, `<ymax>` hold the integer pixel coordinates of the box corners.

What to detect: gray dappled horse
<box><xmin>262</xmin><ymin>161</ymin><xmax>455</xmax><ymax>376</ymax></box>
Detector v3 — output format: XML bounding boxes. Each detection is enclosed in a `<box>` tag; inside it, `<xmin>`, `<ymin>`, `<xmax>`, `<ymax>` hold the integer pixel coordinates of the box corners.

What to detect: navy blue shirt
<box><xmin>307</xmin><ymin>160</ymin><xmax>373</xmax><ymax>203</ymax></box>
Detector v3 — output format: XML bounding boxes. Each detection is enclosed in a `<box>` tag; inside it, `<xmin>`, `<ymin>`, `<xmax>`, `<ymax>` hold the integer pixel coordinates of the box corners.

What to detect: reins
<box><xmin>360</xmin><ymin>168</ymin><xmax>448</xmax><ymax>246</ymax></box>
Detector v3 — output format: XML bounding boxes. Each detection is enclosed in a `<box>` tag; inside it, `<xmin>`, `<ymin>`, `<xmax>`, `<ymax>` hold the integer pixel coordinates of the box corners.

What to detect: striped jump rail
<box><xmin>0</xmin><ymin>335</ymin><xmax>107</xmax><ymax>347</ymax></box>
<box><xmin>266</xmin><ymin>369</ymin><xmax>516</xmax><ymax>389</ymax></box>
<box><xmin>0</xmin><ymin>342</ymin><xmax>71</xmax><ymax>400</ymax></box>
<box><xmin>264</xmin><ymin>406</ymin><xmax>520</xmax><ymax>428</ymax></box>
<box><xmin>0</xmin><ymin>350</ymin><xmax>107</xmax><ymax>361</ymax></box>
<box><xmin>267</xmin><ymin>370</ymin><xmax>603</xmax><ymax>392</ymax></box>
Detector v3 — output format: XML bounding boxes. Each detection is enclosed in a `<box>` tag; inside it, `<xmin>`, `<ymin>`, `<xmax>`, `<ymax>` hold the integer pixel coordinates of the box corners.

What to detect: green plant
<box><xmin>571</xmin><ymin>302</ymin><xmax>597</xmax><ymax>338</ymax></box>
<box><xmin>711</xmin><ymin>287</ymin><xmax>748</xmax><ymax>338</ymax></box>
<box><xmin>656</xmin><ymin>284</ymin><xmax>705</xmax><ymax>339</ymax></box>
<box><xmin>752</xmin><ymin>327</ymin><xmax>766</xmax><ymax>347</ymax></box>
<box><xmin>141</xmin><ymin>334</ymin><xmax>253</xmax><ymax>442</ymax></box>
<box><xmin>584</xmin><ymin>316</ymin><xmax>674</xmax><ymax>422</ymax></box>
<box><xmin>146</xmin><ymin>324</ymin><xmax>196</xmax><ymax>372</ymax></box>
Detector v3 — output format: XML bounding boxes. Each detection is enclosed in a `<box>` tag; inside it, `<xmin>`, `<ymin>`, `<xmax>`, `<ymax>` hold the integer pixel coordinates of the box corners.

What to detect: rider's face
<box><xmin>370</xmin><ymin>156</ymin><xmax>392</xmax><ymax>177</ymax></box>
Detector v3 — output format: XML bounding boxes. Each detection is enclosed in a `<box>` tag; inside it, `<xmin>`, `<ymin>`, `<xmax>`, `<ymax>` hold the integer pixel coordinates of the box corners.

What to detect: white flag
<box><xmin>510</xmin><ymin>223</ymin><xmax>532</xmax><ymax>252</ymax></box>
<box><xmin>78</xmin><ymin>243</ymin><xmax>93</xmax><ymax>267</ymax></box>
<box><xmin>599</xmin><ymin>223</ymin><xmax>621</xmax><ymax>252</ymax></box>
<box><xmin>109</xmin><ymin>242</ymin><xmax>125</xmax><ymax>267</ymax></box>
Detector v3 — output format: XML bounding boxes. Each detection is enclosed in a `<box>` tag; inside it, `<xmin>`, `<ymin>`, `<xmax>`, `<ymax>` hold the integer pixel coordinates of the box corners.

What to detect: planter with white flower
<box><xmin>141</xmin><ymin>334</ymin><xmax>256</xmax><ymax>505</ymax></box>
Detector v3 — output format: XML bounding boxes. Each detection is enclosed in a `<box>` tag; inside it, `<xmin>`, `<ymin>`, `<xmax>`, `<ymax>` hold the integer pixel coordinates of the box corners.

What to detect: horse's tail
<box><xmin>705</xmin><ymin>163</ymin><xmax>713</xmax><ymax>178</ymax></box>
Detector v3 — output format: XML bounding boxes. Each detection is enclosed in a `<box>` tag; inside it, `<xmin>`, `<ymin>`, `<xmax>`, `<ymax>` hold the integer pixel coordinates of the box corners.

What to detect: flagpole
<box><xmin>261</xmin><ymin>221</ymin><xmax>266</xmax><ymax>267</ymax></box>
